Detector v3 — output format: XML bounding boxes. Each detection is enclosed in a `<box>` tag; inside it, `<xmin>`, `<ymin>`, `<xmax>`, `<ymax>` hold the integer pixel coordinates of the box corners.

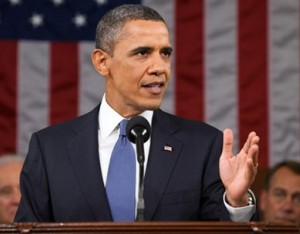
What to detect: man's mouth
<box><xmin>274</xmin><ymin>216</ymin><xmax>296</xmax><ymax>224</ymax></box>
<box><xmin>142</xmin><ymin>82</ymin><xmax>164</xmax><ymax>94</ymax></box>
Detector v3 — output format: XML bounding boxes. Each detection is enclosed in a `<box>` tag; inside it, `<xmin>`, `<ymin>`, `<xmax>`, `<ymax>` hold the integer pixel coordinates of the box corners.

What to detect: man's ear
<box><xmin>259</xmin><ymin>190</ymin><xmax>267</xmax><ymax>212</ymax></box>
<box><xmin>91</xmin><ymin>49</ymin><xmax>109</xmax><ymax>76</ymax></box>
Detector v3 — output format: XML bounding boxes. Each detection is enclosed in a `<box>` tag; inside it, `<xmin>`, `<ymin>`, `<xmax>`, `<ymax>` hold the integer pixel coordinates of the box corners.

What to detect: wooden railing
<box><xmin>0</xmin><ymin>222</ymin><xmax>299</xmax><ymax>233</ymax></box>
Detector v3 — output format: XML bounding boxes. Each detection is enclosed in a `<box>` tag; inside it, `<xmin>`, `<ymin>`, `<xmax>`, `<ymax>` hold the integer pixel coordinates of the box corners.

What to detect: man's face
<box><xmin>259</xmin><ymin>167</ymin><xmax>300</xmax><ymax>224</ymax></box>
<box><xmin>104</xmin><ymin>20</ymin><xmax>172</xmax><ymax>118</ymax></box>
<box><xmin>0</xmin><ymin>163</ymin><xmax>22</xmax><ymax>223</ymax></box>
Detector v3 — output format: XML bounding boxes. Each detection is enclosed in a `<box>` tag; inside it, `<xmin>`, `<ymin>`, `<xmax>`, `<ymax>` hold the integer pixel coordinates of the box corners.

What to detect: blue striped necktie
<box><xmin>106</xmin><ymin>119</ymin><xmax>136</xmax><ymax>221</ymax></box>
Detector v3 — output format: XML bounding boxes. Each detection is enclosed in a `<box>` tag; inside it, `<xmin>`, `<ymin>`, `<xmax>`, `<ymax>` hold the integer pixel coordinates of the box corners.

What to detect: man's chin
<box><xmin>142</xmin><ymin>102</ymin><xmax>161</xmax><ymax>111</ymax></box>
<box><xmin>271</xmin><ymin>218</ymin><xmax>297</xmax><ymax>225</ymax></box>
<box><xmin>145</xmin><ymin>106</ymin><xmax>160</xmax><ymax>111</ymax></box>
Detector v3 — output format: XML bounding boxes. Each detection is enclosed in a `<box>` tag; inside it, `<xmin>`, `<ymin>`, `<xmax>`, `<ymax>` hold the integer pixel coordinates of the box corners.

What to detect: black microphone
<box><xmin>126</xmin><ymin>116</ymin><xmax>151</xmax><ymax>164</ymax></box>
<box><xmin>126</xmin><ymin>116</ymin><xmax>151</xmax><ymax>221</ymax></box>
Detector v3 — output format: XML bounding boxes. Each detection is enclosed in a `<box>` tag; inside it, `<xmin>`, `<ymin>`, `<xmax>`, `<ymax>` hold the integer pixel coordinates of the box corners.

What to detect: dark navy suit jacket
<box><xmin>15</xmin><ymin>105</ymin><xmax>241</xmax><ymax>222</ymax></box>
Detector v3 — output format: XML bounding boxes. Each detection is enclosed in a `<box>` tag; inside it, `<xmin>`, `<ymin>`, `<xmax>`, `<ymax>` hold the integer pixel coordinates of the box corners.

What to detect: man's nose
<box><xmin>148</xmin><ymin>55</ymin><xmax>165</xmax><ymax>75</ymax></box>
<box><xmin>10</xmin><ymin>188</ymin><xmax>21</xmax><ymax>205</ymax></box>
<box><xmin>281</xmin><ymin>196</ymin><xmax>294</xmax><ymax>211</ymax></box>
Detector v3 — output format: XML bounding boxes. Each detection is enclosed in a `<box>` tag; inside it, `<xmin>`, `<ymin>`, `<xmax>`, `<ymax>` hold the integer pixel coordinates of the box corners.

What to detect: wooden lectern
<box><xmin>0</xmin><ymin>222</ymin><xmax>299</xmax><ymax>233</ymax></box>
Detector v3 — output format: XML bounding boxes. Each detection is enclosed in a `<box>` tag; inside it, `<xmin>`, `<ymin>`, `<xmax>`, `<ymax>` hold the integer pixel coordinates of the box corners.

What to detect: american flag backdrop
<box><xmin>0</xmin><ymin>0</ymin><xmax>299</xmax><ymax>168</ymax></box>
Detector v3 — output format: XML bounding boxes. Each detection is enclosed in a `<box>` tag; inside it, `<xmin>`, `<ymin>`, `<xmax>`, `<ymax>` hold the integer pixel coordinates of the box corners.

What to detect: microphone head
<box><xmin>126</xmin><ymin>116</ymin><xmax>151</xmax><ymax>144</ymax></box>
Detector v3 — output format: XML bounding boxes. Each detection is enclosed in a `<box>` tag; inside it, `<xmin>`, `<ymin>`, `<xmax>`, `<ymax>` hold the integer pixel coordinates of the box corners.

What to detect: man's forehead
<box><xmin>121</xmin><ymin>19</ymin><xmax>168</xmax><ymax>33</ymax></box>
<box><xmin>116</xmin><ymin>21</ymin><xmax>171</xmax><ymax>49</ymax></box>
<box><xmin>270</xmin><ymin>179</ymin><xmax>300</xmax><ymax>193</ymax></box>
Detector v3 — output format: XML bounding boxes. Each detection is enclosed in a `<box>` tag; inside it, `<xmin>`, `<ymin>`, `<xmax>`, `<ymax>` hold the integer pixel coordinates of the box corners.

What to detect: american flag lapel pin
<box><xmin>164</xmin><ymin>145</ymin><xmax>173</xmax><ymax>152</ymax></box>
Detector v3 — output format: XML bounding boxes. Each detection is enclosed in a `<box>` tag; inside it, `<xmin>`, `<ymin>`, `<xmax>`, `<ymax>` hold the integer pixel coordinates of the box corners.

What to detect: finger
<box><xmin>247</xmin><ymin>139</ymin><xmax>259</xmax><ymax>167</ymax></box>
<box><xmin>242</xmin><ymin>131</ymin><xmax>257</xmax><ymax>154</ymax></box>
<box><xmin>250</xmin><ymin>135</ymin><xmax>260</xmax><ymax>147</ymax></box>
<box><xmin>222</xmin><ymin>128</ymin><xmax>234</xmax><ymax>158</ymax></box>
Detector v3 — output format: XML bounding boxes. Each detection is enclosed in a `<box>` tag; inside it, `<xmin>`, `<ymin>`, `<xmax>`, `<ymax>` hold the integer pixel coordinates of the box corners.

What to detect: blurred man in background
<box><xmin>259</xmin><ymin>160</ymin><xmax>300</xmax><ymax>224</ymax></box>
<box><xmin>0</xmin><ymin>154</ymin><xmax>24</xmax><ymax>223</ymax></box>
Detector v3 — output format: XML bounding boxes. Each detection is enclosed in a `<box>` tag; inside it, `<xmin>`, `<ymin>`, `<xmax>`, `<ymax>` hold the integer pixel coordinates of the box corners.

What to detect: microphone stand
<box><xmin>126</xmin><ymin>116</ymin><xmax>150</xmax><ymax>222</ymax></box>
<box><xmin>136</xmin><ymin>133</ymin><xmax>145</xmax><ymax>222</ymax></box>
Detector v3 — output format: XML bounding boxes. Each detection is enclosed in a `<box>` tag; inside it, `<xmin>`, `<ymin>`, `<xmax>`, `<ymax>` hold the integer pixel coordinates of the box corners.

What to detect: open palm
<box><xmin>219</xmin><ymin>129</ymin><xmax>259</xmax><ymax>206</ymax></box>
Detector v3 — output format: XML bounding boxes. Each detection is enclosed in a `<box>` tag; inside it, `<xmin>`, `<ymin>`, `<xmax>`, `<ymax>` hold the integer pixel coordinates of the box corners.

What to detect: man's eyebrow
<box><xmin>273</xmin><ymin>187</ymin><xmax>285</xmax><ymax>191</ymax></box>
<box><xmin>130</xmin><ymin>46</ymin><xmax>152</xmax><ymax>54</ymax></box>
<box><xmin>129</xmin><ymin>46</ymin><xmax>173</xmax><ymax>55</ymax></box>
<box><xmin>162</xmin><ymin>46</ymin><xmax>173</xmax><ymax>52</ymax></box>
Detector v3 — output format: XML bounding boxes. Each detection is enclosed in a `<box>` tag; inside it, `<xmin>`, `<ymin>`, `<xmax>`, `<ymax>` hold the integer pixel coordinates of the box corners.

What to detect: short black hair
<box><xmin>95</xmin><ymin>4</ymin><xmax>166</xmax><ymax>55</ymax></box>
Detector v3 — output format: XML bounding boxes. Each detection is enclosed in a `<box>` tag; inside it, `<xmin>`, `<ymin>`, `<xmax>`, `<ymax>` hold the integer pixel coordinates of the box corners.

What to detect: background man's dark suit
<box><xmin>15</xmin><ymin>104</ymin><xmax>231</xmax><ymax>222</ymax></box>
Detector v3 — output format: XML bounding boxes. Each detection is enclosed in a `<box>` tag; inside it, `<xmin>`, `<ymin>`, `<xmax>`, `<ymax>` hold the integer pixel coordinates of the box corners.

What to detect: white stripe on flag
<box><xmin>269</xmin><ymin>0</ymin><xmax>300</xmax><ymax>166</ymax></box>
<box><xmin>204</xmin><ymin>0</ymin><xmax>239</xmax><ymax>152</ymax></box>
<box><xmin>17</xmin><ymin>41</ymin><xmax>50</xmax><ymax>155</ymax></box>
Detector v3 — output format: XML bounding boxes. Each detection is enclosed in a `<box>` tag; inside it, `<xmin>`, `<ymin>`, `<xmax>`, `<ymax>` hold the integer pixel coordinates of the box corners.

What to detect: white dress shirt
<box><xmin>98</xmin><ymin>94</ymin><xmax>153</xmax><ymax>209</ymax></box>
<box><xmin>98</xmin><ymin>94</ymin><xmax>255</xmax><ymax>221</ymax></box>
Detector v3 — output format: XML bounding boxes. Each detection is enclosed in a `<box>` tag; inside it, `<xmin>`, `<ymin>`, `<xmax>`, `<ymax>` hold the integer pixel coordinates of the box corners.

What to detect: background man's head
<box><xmin>0</xmin><ymin>154</ymin><xmax>24</xmax><ymax>223</ymax></box>
<box><xmin>259</xmin><ymin>160</ymin><xmax>300</xmax><ymax>224</ymax></box>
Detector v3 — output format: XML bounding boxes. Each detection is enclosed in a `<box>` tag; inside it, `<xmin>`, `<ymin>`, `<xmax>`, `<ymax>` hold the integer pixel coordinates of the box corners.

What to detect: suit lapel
<box><xmin>144</xmin><ymin>110</ymin><xmax>183</xmax><ymax>220</ymax></box>
<box><xmin>67</xmin><ymin>105</ymin><xmax>112</xmax><ymax>221</ymax></box>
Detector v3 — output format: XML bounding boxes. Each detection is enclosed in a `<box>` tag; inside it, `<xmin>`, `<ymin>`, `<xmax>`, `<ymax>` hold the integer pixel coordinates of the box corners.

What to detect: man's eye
<box><xmin>273</xmin><ymin>191</ymin><xmax>286</xmax><ymax>200</ymax></box>
<box><xmin>137</xmin><ymin>50</ymin><xmax>148</xmax><ymax>56</ymax></box>
<box><xmin>0</xmin><ymin>186</ymin><xmax>13</xmax><ymax>196</ymax></box>
<box><xmin>293</xmin><ymin>194</ymin><xmax>300</xmax><ymax>204</ymax></box>
<box><xmin>161</xmin><ymin>50</ymin><xmax>172</xmax><ymax>57</ymax></box>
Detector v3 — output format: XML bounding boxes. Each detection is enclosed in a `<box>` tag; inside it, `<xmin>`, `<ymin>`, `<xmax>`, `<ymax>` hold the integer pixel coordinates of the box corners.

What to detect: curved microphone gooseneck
<box><xmin>126</xmin><ymin>116</ymin><xmax>151</xmax><ymax>222</ymax></box>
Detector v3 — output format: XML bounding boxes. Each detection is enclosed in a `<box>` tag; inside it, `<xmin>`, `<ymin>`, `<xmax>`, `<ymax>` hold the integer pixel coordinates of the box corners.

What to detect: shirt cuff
<box><xmin>223</xmin><ymin>189</ymin><xmax>256</xmax><ymax>222</ymax></box>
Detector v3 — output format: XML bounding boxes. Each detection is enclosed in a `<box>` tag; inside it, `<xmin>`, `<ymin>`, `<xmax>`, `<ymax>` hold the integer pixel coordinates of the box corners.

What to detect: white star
<box><xmin>73</xmin><ymin>13</ymin><xmax>87</xmax><ymax>28</ymax></box>
<box><xmin>29</xmin><ymin>13</ymin><xmax>44</xmax><ymax>28</ymax></box>
<box><xmin>9</xmin><ymin>0</ymin><xmax>22</xmax><ymax>6</ymax></box>
<box><xmin>95</xmin><ymin>0</ymin><xmax>107</xmax><ymax>5</ymax></box>
<box><xmin>52</xmin><ymin>0</ymin><xmax>64</xmax><ymax>6</ymax></box>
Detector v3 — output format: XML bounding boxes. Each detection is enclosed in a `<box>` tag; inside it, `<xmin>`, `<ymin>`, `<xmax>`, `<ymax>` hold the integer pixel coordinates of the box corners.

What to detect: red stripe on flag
<box><xmin>50</xmin><ymin>42</ymin><xmax>79</xmax><ymax>125</ymax></box>
<box><xmin>297</xmin><ymin>4</ymin><xmax>300</xmax><ymax>158</ymax></box>
<box><xmin>238</xmin><ymin>0</ymin><xmax>269</xmax><ymax>167</ymax></box>
<box><xmin>0</xmin><ymin>41</ymin><xmax>18</xmax><ymax>154</ymax></box>
<box><xmin>175</xmin><ymin>0</ymin><xmax>204</xmax><ymax>120</ymax></box>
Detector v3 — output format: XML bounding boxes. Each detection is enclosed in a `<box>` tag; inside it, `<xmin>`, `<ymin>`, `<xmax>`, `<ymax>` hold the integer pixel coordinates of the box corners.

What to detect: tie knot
<box><xmin>119</xmin><ymin>119</ymin><xmax>128</xmax><ymax>136</ymax></box>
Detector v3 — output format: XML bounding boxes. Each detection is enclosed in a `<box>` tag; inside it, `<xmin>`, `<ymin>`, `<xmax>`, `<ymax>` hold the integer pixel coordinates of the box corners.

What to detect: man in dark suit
<box><xmin>14</xmin><ymin>4</ymin><xmax>260</xmax><ymax>222</ymax></box>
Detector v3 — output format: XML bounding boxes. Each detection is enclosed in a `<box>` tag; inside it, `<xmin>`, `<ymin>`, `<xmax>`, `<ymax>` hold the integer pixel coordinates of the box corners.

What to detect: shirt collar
<box><xmin>99</xmin><ymin>93</ymin><xmax>154</xmax><ymax>140</ymax></box>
